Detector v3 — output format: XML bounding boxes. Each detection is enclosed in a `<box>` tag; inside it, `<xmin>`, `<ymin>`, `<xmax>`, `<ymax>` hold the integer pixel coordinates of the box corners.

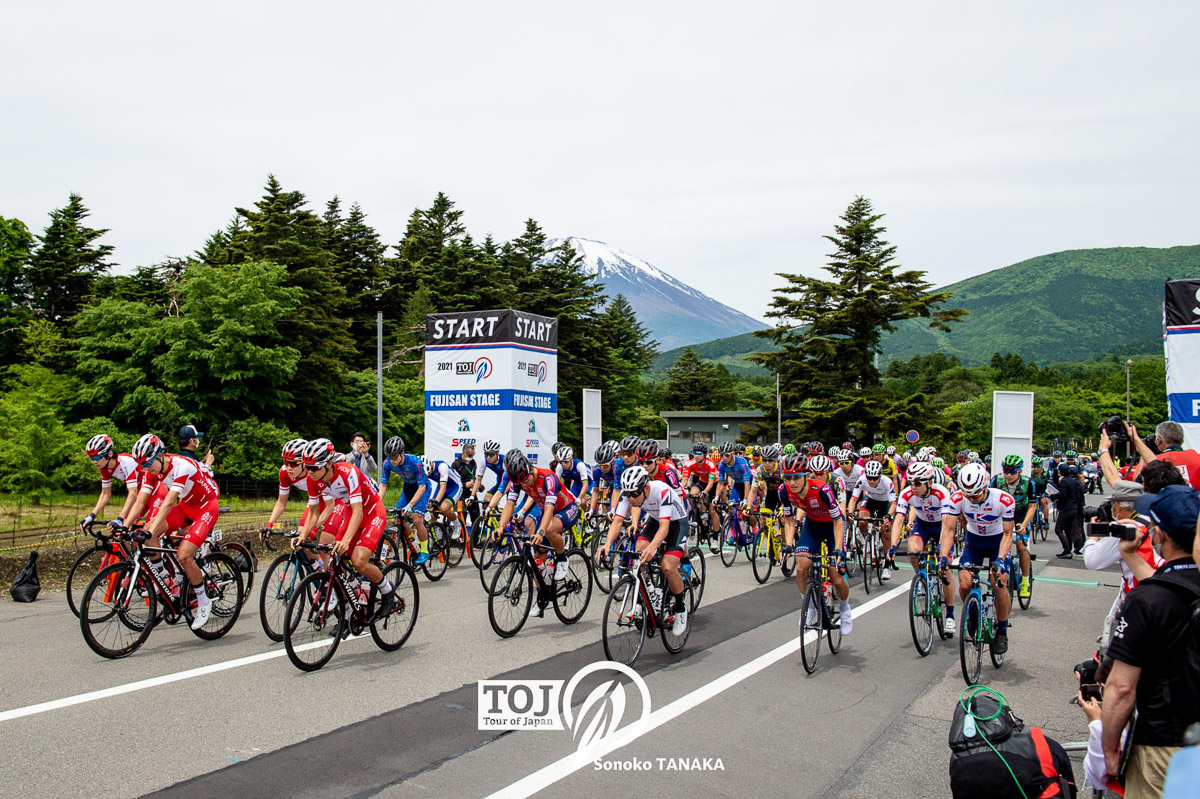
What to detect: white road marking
<box><xmin>484</xmin><ymin>579</ymin><xmax>914</xmax><ymax>799</ymax></box>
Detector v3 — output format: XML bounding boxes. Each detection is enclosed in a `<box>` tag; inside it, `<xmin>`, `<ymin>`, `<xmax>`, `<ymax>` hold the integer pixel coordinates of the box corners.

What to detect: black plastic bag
<box><xmin>10</xmin><ymin>550</ymin><xmax>41</xmax><ymax>602</ymax></box>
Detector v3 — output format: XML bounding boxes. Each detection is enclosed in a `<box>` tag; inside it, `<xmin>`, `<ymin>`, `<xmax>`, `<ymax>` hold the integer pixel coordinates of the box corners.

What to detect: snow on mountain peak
<box><xmin>545</xmin><ymin>237</ymin><xmax>709</xmax><ymax>302</ymax></box>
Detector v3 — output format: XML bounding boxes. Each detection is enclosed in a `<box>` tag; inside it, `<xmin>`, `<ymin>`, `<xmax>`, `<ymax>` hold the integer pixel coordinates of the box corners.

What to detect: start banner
<box><xmin>425</xmin><ymin>310</ymin><xmax>558</xmax><ymax>464</ymax></box>
<box><xmin>1163</xmin><ymin>279</ymin><xmax>1200</xmax><ymax>448</ymax></box>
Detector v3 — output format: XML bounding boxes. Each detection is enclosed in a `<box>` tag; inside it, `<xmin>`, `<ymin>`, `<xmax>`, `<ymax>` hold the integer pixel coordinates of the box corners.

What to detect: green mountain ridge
<box><xmin>650</xmin><ymin>244</ymin><xmax>1198</xmax><ymax>375</ymax></box>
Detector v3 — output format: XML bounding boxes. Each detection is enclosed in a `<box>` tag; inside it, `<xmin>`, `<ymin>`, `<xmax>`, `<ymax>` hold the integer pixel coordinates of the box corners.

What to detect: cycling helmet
<box><xmin>760</xmin><ymin>443</ymin><xmax>782</xmax><ymax>460</ymax></box>
<box><xmin>782</xmin><ymin>443</ymin><xmax>797</xmax><ymax>455</ymax></box>
<box><xmin>86</xmin><ymin>434</ymin><xmax>115</xmax><ymax>458</ymax></box>
<box><xmin>483</xmin><ymin>439</ymin><xmax>501</xmax><ymax>455</ymax></box>
<box><xmin>383</xmin><ymin>436</ymin><xmax>405</xmax><ymax>457</ymax></box>
<box><xmin>871</xmin><ymin>443</ymin><xmax>886</xmax><ymax>454</ymax></box>
<box><xmin>886</xmin><ymin>445</ymin><xmax>896</xmax><ymax>456</ymax></box>
<box><xmin>864</xmin><ymin>460</ymin><xmax>883</xmax><ymax>478</ymax></box>
<box><xmin>966</xmin><ymin>450</ymin><xmax>980</xmax><ymax>462</ymax></box>
<box><xmin>735</xmin><ymin>443</ymin><xmax>746</xmax><ymax>454</ymax></box>
<box><xmin>984</xmin><ymin>454</ymin><xmax>993</xmax><ymax>464</ymax></box>
<box><xmin>903</xmin><ymin>450</ymin><xmax>914</xmax><ymax>459</ymax></box>
<box><xmin>859</xmin><ymin>447</ymin><xmax>872</xmax><ymax>458</ymax></box>
<box><xmin>804</xmin><ymin>441</ymin><xmax>824</xmax><ymax>455</ymax></box>
<box><xmin>1002</xmin><ymin>454</ymin><xmax>1024</xmax><ymax>471</ymax></box>
<box><xmin>559</xmin><ymin>446</ymin><xmax>574</xmax><ymax>463</ymax></box>
<box><xmin>281</xmin><ymin>438</ymin><xmax>308</xmax><ymax>462</ymax></box>
<box><xmin>301</xmin><ymin>438</ymin><xmax>338</xmax><ymax>468</ymax></box>
<box><xmin>619</xmin><ymin>435</ymin><xmax>641</xmax><ymax>452</ymax></box>
<box><xmin>931</xmin><ymin>457</ymin><xmax>946</xmax><ymax>470</ymax></box>
<box><xmin>505</xmin><ymin>449</ymin><xmax>532</xmax><ymax>482</ymax></box>
<box><xmin>690</xmin><ymin>443</ymin><xmax>707</xmax><ymax>457</ymax></box>
<box><xmin>1031</xmin><ymin>459</ymin><xmax>1044</xmax><ymax>470</ymax></box>
<box><xmin>809</xmin><ymin>454</ymin><xmax>831</xmax><ymax>473</ymax></box>
<box><xmin>551</xmin><ymin>442</ymin><xmax>565</xmax><ymax>459</ymax></box>
<box><xmin>598</xmin><ymin>442</ymin><xmax>619</xmax><ymax>463</ymax></box>
<box><xmin>747</xmin><ymin>445</ymin><xmax>759</xmax><ymax>457</ymax></box>
<box><xmin>419</xmin><ymin>455</ymin><xmax>435</xmax><ymax>475</ymax></box>
<box><xmin>663</xmin><ymin>448</ymin><xmax>674</xmax><ymax>459</ymax></box>
<box><xmin>132</xmin><ymin>433</ymin><xmax>165</xmax><ymax>466</ymax></box>
<box><xmin>603</xmin><ymin>439</ymin><xmax>619</xmax><ymax>453</ymax></box>
<box><xmin>619</xmin><ymin>465</ymin><xmax>650</xmax><ymax>494</ymax></box>
<box><xmin>1065</xmin><ymin>449</ymin><xmax>1077</xmax><ymax>458</ymax></box>
<box><xmin>907</xmin><ymin>461</ymin><xmax>936</xmax><ymax>483</ymax></box>
<box><xmin>780</xmin><ymin>453</ymin><xmax>808</xmax><ymax>475</ymax></box>
<box><xmin>718</xmin><ymin>441</ymin><xmax>736</xmax><ymax>456</ymax></box>
<box><xmin>836</xmin><ymin>450</ymin><xmax>853</xmax><ymax>463</ymax></box>
<box><xmin>956</xmin><ymin>450</ymin><xmax>968</xmax><ymax>463</ymax></box>
<box><xmin>957</xmin><ymin>463</ymin><xmax>989</xmax><ymax>494</ymax></box>
<box><xmin>636</xmin><ymin>439</ymin><xmax>660</xmax><ymax>462</ymax></box>
<box><xmin>842</xmin><ymin>441</ymin><xmax>853</xmax><ymax>451</ymax></box>
<box><xmin>1052</xmin><ymin>449</ymin><xmax>1063</xmax><ymax>457</ymax></box>
<box><xmin>827</xmin><ymin>446</ymin><xmax>841</xmax><ymax>459</ymax></box>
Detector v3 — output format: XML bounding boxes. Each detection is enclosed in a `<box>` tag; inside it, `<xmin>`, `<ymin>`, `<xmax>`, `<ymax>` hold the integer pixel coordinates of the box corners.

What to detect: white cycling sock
<box><xmin>380</xmin><ymin>579</ymin><xmax>394</xmax><ymax>594</ymax></box>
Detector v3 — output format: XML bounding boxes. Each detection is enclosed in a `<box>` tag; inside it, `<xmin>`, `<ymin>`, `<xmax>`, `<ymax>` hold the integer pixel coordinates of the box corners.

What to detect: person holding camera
<box><xmin>1102</xmin><ymin>484</ymin><xmax>1200</xmax><ymax>797</ymax></box>
<box><xmin>346</xmin><ymin>432</ymin><xmax>378</xmax><ymax>480</ymax></box>
<box><xmin>1126</xmin><ymin>420</ymin><xmax>1200</xmax><ymax>491</ymax></box>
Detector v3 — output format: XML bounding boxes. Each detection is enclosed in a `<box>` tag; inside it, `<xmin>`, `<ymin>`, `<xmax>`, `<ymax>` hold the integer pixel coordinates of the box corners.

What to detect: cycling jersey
<box><xmin>896</xmin><ymin>483</ymin><xmax>952</xmax><ymax>524</ymax></box>
<box><xmin>851</xmin><ymin>474</ymin><xmax>897</xmax><ymax>503</ymax></box>
<box><xmin>755</xmin><ymin>464</ymin><xmax>784</xmax><ymax>510</ymax></box>
<box><xmin>944</xmin><ymin>488</ymin><xmax>1015</xmax><ymax>537</ymax></box>
<box><xmin>991</xmin><ymin>474</ymin><xmax>1034</xmax><ymax>512</ymax></box>
<box><xmin>162</xmin><ymin>456</ymin><xmax>219</xmax><ymax>507</ymax></box>
<box><xmin>279</xmin><ymin>466</ymin><xmax>320</xmax><ymax>509</ymax></box>
<box><xmin>99</xmin><ymin>453</ymin><xmax>140</xmax><ymax>492</ymax></box>
<box><xmin>379</xmin><ymin>454</ymin><xmax>427</xmax><ymax>486</ymax></box>
<box><xmin>1028</xmin><ymin>475</ymin><xmax>1048</xmax><ymax>496</ymax></box>
<box><xmin>879</xmin><ymin>457</ymin><xmax>898</xmax><ymax>479</ymax></box>
<box><xmin>718</xmin><ymin>456</ymin><xmax>754</xmax><ymax>485</ymax></box>
<box><xmin>614</xmin><ymin>479</ymin><xmax>686</xmax><ymax>521</ymax></box>
<box><xmin>683</xmin><ymin>457</ymin><xmax>718</xmax><ymax>482</ymax></box>
<box><xmin>310</xmin><ymin>462</ymin><xmax>385</xmax><ymax>518</ymax></box>
<box><xmin>778</xmin><ymin>479</ymin><xmax>843</xmax><ymax>523</ymax></box>
<box><xmin>556</xmin><ymin>458</ymin><xmax>590</xmax><ymax>496</ymax></box>
<box><xmin>591</xmin><ymin>463</ymin><xmax>615</xmax><ymax>488</ymax></box>
<box><xmin>426</xmin><ymin>460</ymin><xmax>464</xmax><ymax>491</ymax></box>
<box><xmin>506</xmin><ymin>467</ymin><xmax>577</xmax><ymax>513</ymax></box>
<box><xmin>480</xmin><ymin>457</ymin><xmax>505</xmax><ymax>492</ymax></box>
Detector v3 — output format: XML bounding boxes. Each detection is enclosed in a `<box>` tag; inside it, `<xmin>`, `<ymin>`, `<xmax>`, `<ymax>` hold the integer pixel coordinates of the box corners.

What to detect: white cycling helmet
<box><xmin>864</xmin><ymin>460</ymin><xmax>883</xmax><ymax>478</ymax></box>
<box><xmin>482</xmin><ymin>439</ymin><xmax>501</xmax><ymax>454</ymax></box>
<box><xmin>619</xmin><ymin>465</ymin><xmax>650</xmax><ymax>494</ymax></box>
<box><xmin>858</xmin><ymin>446</ymin><xmax>872</xmax><ymax>459</ymax></box>
<box><xmin>808</xmin><ymin>454</ymin><xmax>831</xmax><ymax>473</ymax></box>
<box><xmin>420</xmin><ymin>455</ymin><xmax>435</xmax><ymax>475</ymax></box>
<box><xmin>907</xmin><ymin>461</ymin><xmax>937</xmax><ymax>483</ymax></box>
<box><xmin>957</xmin><ymin>463</ymin><xmax>989</xmax><ymax>495</ymax></box>
<box><xmin>559</xmin><ymin>446</ymin><xmax>574</xmax><ymax>463</ymax></box>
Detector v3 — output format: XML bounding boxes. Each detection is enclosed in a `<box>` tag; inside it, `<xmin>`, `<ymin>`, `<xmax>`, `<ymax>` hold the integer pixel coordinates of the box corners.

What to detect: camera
<box><xmin>1085</xmin><ymin>521</ymin><xmax>1140</xmax><ymax>541</ymax></box>
<box><xmin>1074</xmin><ymin>658</ymin><xmax>1099</xmax><ymax>684</ymax></box>
<box><xmin>1102</xmin><ymin>415</ymin><xmax>1129</xmax><ymax>444</ymax></box>
<box><xmin>1080</xmin><ymin>684</ymin><xmax>1102</xmax><ymax>702</ymax></box>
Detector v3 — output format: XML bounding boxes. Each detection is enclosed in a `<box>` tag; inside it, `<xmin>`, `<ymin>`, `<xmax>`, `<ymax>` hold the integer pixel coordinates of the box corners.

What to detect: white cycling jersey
<box><xmin>896</xmin><ymin>483</ymin><xmax>951</xmax><ymax>523</ymax></box>
<box><xmin>944</xmin><ymin>487</ymin><xmax>1015</xmax><ymax>537</ymax></box>
<box><xmin>614</xmin><ymin>480</ymin><xmax>686</xmax><ymax>521</ymax></box>
<box><xmin>852</xmin><ymin>474</ymin><xmax>896</xmax><ymax>503</ymax></box>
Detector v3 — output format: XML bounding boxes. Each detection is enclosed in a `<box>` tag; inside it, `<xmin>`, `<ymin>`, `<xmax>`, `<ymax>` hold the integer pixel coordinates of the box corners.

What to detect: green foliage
<box><xmin>0</xmin><ymin>366</ymin><xmax>79</xmax><ymax>499</ymax></box>
<box><xmin>0</xmin><ymin>215</ymin><xmax>34</xmax><ymax>366</ymax></box>
<box><xmin>661</xmin><ymin>347</ymin><xmax>737</xmax><ymax>411</ymax></box>
<box><xmin>214</xmin><ymin>418</ymin><xmax>300</xmax><ymax>479</ymax></box>
<box><xmin>24</xmin><ymin>193</ymin><xmax>114</xmax><ymax>324</ymax></box>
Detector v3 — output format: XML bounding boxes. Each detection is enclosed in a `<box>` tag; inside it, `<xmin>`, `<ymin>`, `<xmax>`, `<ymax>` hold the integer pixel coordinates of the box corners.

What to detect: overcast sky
<box><xmin>4</xmin><ymin>2</ymin><xmax>1198</xmax><ymax>321</ymax></box>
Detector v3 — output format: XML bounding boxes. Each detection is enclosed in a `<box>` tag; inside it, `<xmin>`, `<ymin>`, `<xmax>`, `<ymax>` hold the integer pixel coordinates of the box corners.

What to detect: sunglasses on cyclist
<box><xmin>783</xmin><ymin>472</ymin><xmax>807</xmax><ymax>481</ymax></box>
<box><xmin>1002</xmin><ymin>466</ymin><xmax>1020</xmax><ymax>474</ymax></box>
<box><xmin>910</xmin><ymin>479</ymin><xmax>928</xmax><ymax>487</ymax></box>
<box><xmin>866</xmin><ymin>476</ymin><xmax>880</xmax><ymax>482</ymax></box>
<box><xmin>138</xmin><ymin>455</ymin><xmax>158</xmax><ymax>469</ymax></box>
<box><xmin>90</xmin><ymin>454</ymin><xmax>108</xmax><ymax>462</ymax></box>
<box><xmin>283</xmin><ymin>459</ymin><xmax>300</xmax><ymax>468</ymax></box>
<box><xmin>304</xmin><ymin>463</ymin><xmax>322</xmax><ymax>472</ymax></box>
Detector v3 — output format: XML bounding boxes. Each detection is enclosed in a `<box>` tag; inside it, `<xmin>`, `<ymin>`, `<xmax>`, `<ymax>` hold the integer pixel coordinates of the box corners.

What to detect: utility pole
<box><xmin>377</xmin><ymin>312</ymin><xmax>384</xmax><ymax>461</ymax></box>
<box><xmin>1125</xmin><ymin>359</ymin><xmax>1133</xmax><ymax>462</ymax></box>
<box><xmin>776</xmin><ymin>372</ymin><xmax>782</xmax><ymax>444</ymax></box>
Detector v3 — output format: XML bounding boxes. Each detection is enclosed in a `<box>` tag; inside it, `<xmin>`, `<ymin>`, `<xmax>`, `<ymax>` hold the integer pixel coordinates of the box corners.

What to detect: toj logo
<box><xmin>474</xmin><ymin>357</ymin><xmax>493</xmax><ymax>382</ymax></box>
<box><xmin>537</xmin><ymin>360</ymin><xmax>547</xmax><ymax>384</ymax></box>
<box><xmin>477</xmin><ymin>662</ymin><xmax>651</xmax><ymax>759</ymax></box>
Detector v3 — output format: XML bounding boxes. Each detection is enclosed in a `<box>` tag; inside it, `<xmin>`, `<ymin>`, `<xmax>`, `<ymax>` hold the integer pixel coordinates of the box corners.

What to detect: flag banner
<box><xmin>1163</xmin><ymin>280</ymin><xmax>1200</xmax><ymax>447</ymax></box>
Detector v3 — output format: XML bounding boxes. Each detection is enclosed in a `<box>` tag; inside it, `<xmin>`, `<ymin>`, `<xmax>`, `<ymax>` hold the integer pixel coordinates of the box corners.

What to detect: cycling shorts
<box><xmin>637</xmin><ymin>516</ymin><xmax>689</xmax><ymax>559</ymax></box>
<box><xmin>399</xmin><ymin>481</ymin><xmax>430</xmax><ymax>513</ymax></box>
<box><xmin>796</xmin><ymin>518</ymin><xmax>836</xmax><ymax>557</ymax></box>
<box><xmin>730</xmin><ymin>481</ymin><xmax>748</xmax><ymax>503</ymax></box>
<box><xmin>300</xmin><ymin>501</ymin><xmax>350</xmax><ymax>540</ymax></box>
<box><xmin>860</xmin><ymin>498</ymin><xmax>892</xmax><ymax>519</ymax></box>
<box><xmin>163</xmin><ymin>497</ymin><xmax>220</xmax><ymax>547</ymax></box>
<box><xmin>907</xmin><ymin>516</ymin><xmax>942</xmax><ymax>544</ymax></box>
<box><xmin>553</xmin><ymin>502</ymin><xmax>581</xmax><ymax>533</ymax></box>
<box><xmin>761</xmin><ymin>486</ymin><xmax>782</xmax><ymax>512</ymax></box>
<box><xmin>435</xmin><ymin>480</ymin><xmax>463</xmax><ymax>504</ymax></box>
<box><xmin>958</xmin><ymin>533</ymin><xmax>1010</xmax><ymax>572</ymax></box>
<box><xmin>687</xmin><ymin>474</ymin><xmax>711</xmax><ymax>491</ymax></box>
<box><xmin>326</xmin><ymin>504</ymin><xmax>386</xmax><ymax>553</ymax></box>
<box><xmin>142</xmin><ymin>480</ymin><xmax>170</xmax><ymax>524</ymax></box>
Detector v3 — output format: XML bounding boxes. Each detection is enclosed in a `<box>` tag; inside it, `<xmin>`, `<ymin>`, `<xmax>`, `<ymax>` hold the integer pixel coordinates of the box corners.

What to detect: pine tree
<box><xmin>325</xmin><ymin>199</ymin><xmax>386</xmax><ymax>367</ymax></box>
<box><xmin>0</xmin><ymin>216</ymin><xmax>34</xmax><ymax>366</ymax></box>
<box><xmin>25</xmin><ymin>194</ymin><xmax>114</xmax><ymax>324</ymax></box>
<box><xmin>661</xmin><ymin>348</ymin><xmax>738</xmax><ymax>411</ymax></box>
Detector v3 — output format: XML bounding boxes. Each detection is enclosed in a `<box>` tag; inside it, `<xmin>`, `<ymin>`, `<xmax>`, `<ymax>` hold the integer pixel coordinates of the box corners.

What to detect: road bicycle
<box><xmin>487</xmin><ymin>533</ymin><xmax>593</xmax><ymax>638</ymax></box>
<box><xmin>719</xmin><ymin>500</ymin><xmax>754</xmax><ymax>567</ymax></box>
<box><xmin>907</xmin><ymin>539</ymin><xmax>952</xmax><ymax>657</ymax></box>
<box><xmin>258</xmin><ymin>529</ymin><xmax>326</xmax><ymax>641</ymax></box>
<box><xmin>959</xmin><ymin>559</ymin><xmax>1008</xmax><ymax>686</ymax></box>
<box><xmin>601</xmin><ymin>556</ymin><xmax>695</xmax><ymax>666</ymax></box>
<box><xmin>1031</xmin><ymin>499</ymin><xmax>1050</xmax><ymax>544</ymax></box>
<box><xmin>857</xmin><ymin>515</ymin><xmax>890</xmax><ymax>593</ymax></box>
<box><xmin>1009</xmin><ymin>530</ymin><xmax>1035</xmax><ymax>611</ymax></box>
<box><xmin>799</xmin><ymin>541</ymin><xmax>844</xmax><ymax>674</ymax></box>
<box><xmin>748</xmin><ymin>508</ymin><xmax>794</xmax><ymax>584</ymax></box>
<box><xmin>282</xmin><ymin>539</ymin><xmax>419</xmax><ymax>671</ymax></box>
<box><xmin>388</xmin><ymin>508</ymin><xmax>449</xmax><ymax>581</ymax></box>
<box><xmin>67</xmin><ymin>520</ymin><xmax>132</xmax><ymax>618</ymax></box>
<box><xmin>78</xmin><ymin>526</ymin><xmax>244</xmax><ymax>659</ymax></box>
<box><xmin>597</xmin><ymin>520</ymin><xmax>636</xmax><ymax>595</ymax></box>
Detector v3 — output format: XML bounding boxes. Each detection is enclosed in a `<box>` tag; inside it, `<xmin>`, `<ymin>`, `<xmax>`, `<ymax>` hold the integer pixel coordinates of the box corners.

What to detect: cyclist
<box><xmin>421</xmin><ymin>454</ymin><xmax>465</xmax><ymax>539</ymax></box>
<box><xmin>1029</xmin><ymin>459</ymin><xmax>1050</xmax><ymax>530</ymax></box>
<box><xmin>683</xmin><ymin>443</ymin><xmax>719</xmax><ymax>511</ymax></box>
<box><xmin>939</xmin><ymin>462</ymin><xmax>1015</xmax><ymax>655</ymax></box>
<box><xmin>890</xmin><ymin>461</ymin><xmax>957</xmax><ymax>631</ymax></box>
<box><xmin>452</xmin><ymin>443</ymin><xmax>479</xmax><ymax>525</ymax></box>
<box><xmin>601</xmin><ymin>464</ymin><xmax>689</xmax><ymax>635</ymax></box>
<box><xmin>831</xmin><ymin>450</ymin><xmax>864</xmax><ymax>509</ymax></box>
<box><xmin>610</xmin><ymin>435</ymin><xmax>641</xmax><ymax>511</ymax></box>
<box><xmin>638</xmin><ymin>440</ymin><xmax>685</xmax><ymax>506</ymax></box>
<box><xmin>131</xmin><ymin>433</ymin><xmax>222</xmax><ymax>630</ymax></box>
<box><xmin>777</xmin><ymin>453</ymin><xmax>853</xmax><ymax>635</ymax></box>
<box><xmin>378</xmin><ymin>436</ymin><xmax>431</xmax><ymax>566</ymax></box>
<box><xmin>589</xmin><ymin>442</ymin><xmax>618</xmax><ymax>515</ymax></box>
<box><xmin>555</xmin><ymin>446</ymin><xmax>591</xmax><ymax>512</ymax></box>
<box><xmin>473</xmin><ymin>439</ymin><xmax>506</xmax><ymax>506</ymax></box>
<box><xmin>298</xmin><ymin>438</ymin><xmax>397</xmax><ymax>618</ymax></box>
<box><xmin>990</xmin><ymin>454</ymin><xmax>1037</xmax><ymax>601</ymax></box>
<box><xmin>716</xmin><ymin>441</ymin><xmax>754</xmax><ymax>543</ymax></box>
<box><xmin>754</xmin><ymin>444</ymin><xmax>785</xmax><ymax>516</ymax></box>
<box><xmin>82</xmin><ymin>434</ymin><xmax>143</xmax><ymax>530</ymax></box>
<box><xmin>848</xmin><ymin>460</ymin><xmax>897</xmax><ymax>578</ymax></box>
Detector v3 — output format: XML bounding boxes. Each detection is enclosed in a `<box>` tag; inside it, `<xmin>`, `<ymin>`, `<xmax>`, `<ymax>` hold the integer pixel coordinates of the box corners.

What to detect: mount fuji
<box><xmin>544</xmin><ymin>237</ymin><xmax>766</xmax><ymax>350</ymax></box>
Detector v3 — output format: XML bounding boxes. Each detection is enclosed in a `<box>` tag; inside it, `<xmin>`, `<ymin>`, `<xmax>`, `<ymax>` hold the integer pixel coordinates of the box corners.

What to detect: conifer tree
<box><xmin>25</xmin><ymin>194</ymin><xmax>114</xmax><ymax>324</ymax></box>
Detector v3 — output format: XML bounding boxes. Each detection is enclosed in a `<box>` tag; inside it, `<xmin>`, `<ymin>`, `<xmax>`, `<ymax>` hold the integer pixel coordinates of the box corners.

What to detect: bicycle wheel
<box><xmin>79</xmin><ymin>561</ymin><xmax>157</xmax><ymax>659</ymax></box>
<box><xmin>260</xmin><ymin>553</ymin><xmax>307</xmax><ymax>642</ymax></box>
<box><xmin>909</xmin><ymin>573</ymin><xmax>934</xmax><ymax>656</ymax></box>
<box><xmin>1017</xmin><ymin>566</ymin><xmax>1033</xmax><ymax>611</ymax></box>
<box><xmin>187</xmin><ymin>552</ymin><xmax>244</xmax><ymax>640</ymax></box>
<box><xmin>800</xmin><ymin>582</ymin><xmax>822</xmax><ymax>674</ymax></box>
<box><xmin>684</xmin><ymin>547</ymin><xmax>706</xmax><ymax>610</ymax></box>
<box><xmin>719</xmin><ymin>517</ymin><xmax>737</xmax><ymax>567</ymax></box>
<box><xmin>370</xmin><ymin>561</ymin><xmax>419</xmax><ymax>651</ymax></box>
<box><xmin>488</xmin><ymin>558</ymin><xmax>532</xmax><ymax>638</ymax></box>
<box><xmin>872</xmin><ymin>530</ymin><xmax>885</xmax><ymax>585</ymax></box>
<box><xmin>224</xmin><ymin>541</ymin><xmax>257</xmax><ymax>604</ymax></box>
<box><xmin>988</xmin><ymin>606</ymin><xmax>1006</xmax><ymax>668</ymax></box>
<box><xmin>602</xmin><ymin>574</ymin><xmax>646</xmax><ymax>666</ymax></box>
<box><xmin>661</xmin><ymin>581</ymin><xmax>695</xmax><ymax>654</ymax></box>
<box><xmin>552</xmin><ymin>547</ymin><xmax>593</xmax><ymax>624</ymax></box>
<box><xmin>825</xmin><ymin>589</ymin><xmax>842</xmax><ymax>654</ymax></box>
<box><xmin>844</xmin><ymin>530</ymin><xmax>861</xmax><ymax>578</ymax></box>
<box><xmin>861</xmin><ymin>533</ymin><xmax>874</xmax><ymax>594</ymax></box>
<box><xmin>959</xmin><ymin>593</ymin><xmax>984</xmax><ymax>686</ymax></box>
<box><xmin>67</xmin><ymin>547</ymin><xmax>107</xmax><ymax>619</ymax></box>
<box><xmin>444</xmin><ymin>518</ymin><xmax>466</xmax><ymax>568</ymax></box>
<box><xmin>422</xmin><ymin>523</ymin><xmax>449</xmax><ymax>581</ymax></box>
<box><xmin>283</xmin><ymin>571</ymin><xmax>344</xmax><ymax>672</ymax></box>
<box><xmin>750</xmin><ymin>530</ymin><xmax>773</xmax><ymax>584</ymax></box>
<box><xmin>469</xmin><ymin>517</ymin><xmax>489</xmax><ymax>569</ymax></box>
<box><xmin>375</xmin><ymin>532</ymin><xmax>399</xmax><ymax>566</ymax></box>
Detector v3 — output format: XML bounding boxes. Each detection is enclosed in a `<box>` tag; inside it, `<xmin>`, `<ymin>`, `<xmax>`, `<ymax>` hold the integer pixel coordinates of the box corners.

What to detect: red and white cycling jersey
<box><xmin>614</xmin><ymin>480</ymin><xmax>686</xmax><ymax>521</ymax></box>
<box><xmin>162</xmin><ymin>456</ymin><xmax>220</xmax><ymax>506</ymax></box>
<box><xmin>683</xmin><ymin>457</ymin><xmax>718</xmax><ymax>481</ymax></box>
<box><xmin>944</xmin><ymin>487</ymin><xmax>1015</xmax><ymax>537</ymax></box>
<box><xmin>308</xmin><ymin>462</ymin><xmax>383</xmax><ymax>518</ymax></box>
<box><xmin>506</xmin><ymin>467</ymin><xmax>577</xmax><ymax>513</ymax></box>
<box><xmin>279</xmin><ymin>466</ymin><xmax>320</xmax><ymax>508</ymax></box>
<box><xmin>896</xmin><ymin>483</ymin><xmax>951</xmax><ymax>524</ymax></box>
<box><xmin>99</xmin><ymin>453</ymin><xmax>140</xmax><ymax>492</ymax></box>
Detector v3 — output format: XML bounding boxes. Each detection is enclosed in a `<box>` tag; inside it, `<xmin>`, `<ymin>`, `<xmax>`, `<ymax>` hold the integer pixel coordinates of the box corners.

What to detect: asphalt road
<box><xmin>0</xmin><ymin>508</ymin><xmax>1122</xmax><ymax>799</ymax></box>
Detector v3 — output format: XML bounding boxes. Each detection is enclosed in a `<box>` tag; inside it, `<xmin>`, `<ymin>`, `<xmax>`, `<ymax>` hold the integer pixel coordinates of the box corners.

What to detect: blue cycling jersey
<box><xmin>718</xmin><ymin>456</ymin><xmax>753</xmax><ymax>484</ymax></box>
<box><xmin>558</xmin><ymin>458</ymin><xmax>589</xmax><ymax>496</ymax></box>
<box><xmin>591</xmin><ymin>464</ymin><xmax>615</xmax><ymax>488</ymax></box>
<box><xmin>380</xmin><ymin>454</ymin><xmax>426</xmax><ymax>485</ymax></box>
<box><xmin>480</xmin><ymin>458</ymin><xmax>505</xmax><ymax>492</ymax></box>
<box><xmin>427</xmin><ymin>460</ymin><xmax>463</xmax><ymax>489</ymax></box>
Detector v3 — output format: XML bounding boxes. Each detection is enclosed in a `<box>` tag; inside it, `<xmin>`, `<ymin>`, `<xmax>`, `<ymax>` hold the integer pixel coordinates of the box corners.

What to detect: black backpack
<box><xmin>1139</xmin><ymin>571</ymin><xmax>1200</xmax><ymax>713</ymax></box>
<box><xmin>948</xmin><ymin>692</ymin><xmax>1076</xmax><ymax>799</ymax></box>
<box><xmin>10</xmin><ymin>550</ymin><xmax>41</xmax><ymax>603</ymax></box>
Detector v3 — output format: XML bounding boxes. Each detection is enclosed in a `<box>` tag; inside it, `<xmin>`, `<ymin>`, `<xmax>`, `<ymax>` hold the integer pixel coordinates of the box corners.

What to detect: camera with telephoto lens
<box><xmin>1085</xmin><ymin>521</ymin><xmax>1139</xmax><ymax>541</ymax></box>
<box><xmin>1102</xmin><ymin>415</ymin><xmax>1129</xmax><ymax>444</ymax></box>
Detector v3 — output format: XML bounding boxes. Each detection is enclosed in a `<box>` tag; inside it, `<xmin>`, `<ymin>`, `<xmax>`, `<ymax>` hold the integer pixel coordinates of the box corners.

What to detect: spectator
<box><xmin>346</xmin><ymin>432</ymin><xmax>377</xmax><ymax>479</ymax></box>
<box><xmin>1055</xmin><ymin>463</ymin><xmax>1085</xmax><ymax>559</ymax></box>
<box><xmin>1141</xmin><ymin>459</ymin><xmax>1188</xmax><ymax>495</ymax></box>
<box><xmin>1077</xmin><ymin>658</ymin><xmax>1117</xmax><ymax>794</ymax></box>
<box><xmin>1128</xmin><ymin>420</ymin><xmax>1200</xmax><ymax>491</ymax></box>
<box><xmin>452</xmin><ymin>443</ymin><xmax>478</xmax><ymax>524</ymax></box>
<box><xmin>1102</xmin><ymin>484</ymin><xmax>1200</xmax><ymax>797</ymax></box>
<box><xmin>178</xmin><ymin>424</ymin><xmax>215</xmax><ymax>468</ymax></box>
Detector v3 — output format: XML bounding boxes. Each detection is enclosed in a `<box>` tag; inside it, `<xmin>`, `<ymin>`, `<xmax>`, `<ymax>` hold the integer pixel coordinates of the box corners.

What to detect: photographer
<box><xmin>346</xmin><ymin>432</ymin><xmax>378</xmax><ymax>480</ymax></box>
<box><xmin>1076</xmin><ymin>657</ymin><xmax>1116</xmax><ymax>794</ymax></box>
<box><xmin>1102</xmin><ymin>484</ymin><xmax>1200</xmax><ymax>797</ymax></box>
<box><xmin>1127</xmin><ymin>420</ymin><xmax>1200</xmax><ymax>491</ymax></box>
